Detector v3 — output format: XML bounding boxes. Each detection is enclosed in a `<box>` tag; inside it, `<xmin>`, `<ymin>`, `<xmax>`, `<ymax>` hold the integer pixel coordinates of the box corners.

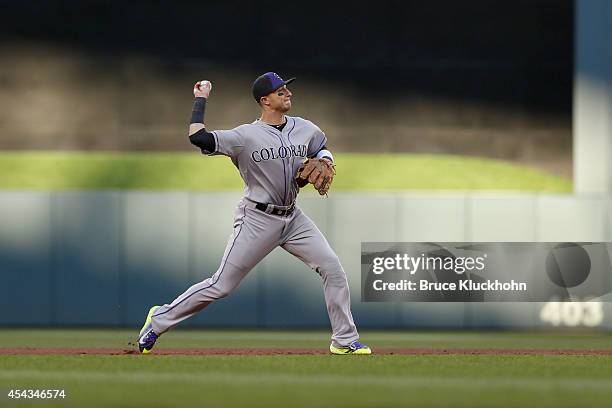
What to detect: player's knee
<box><xmin>210</xmin><ymin>285</ymin><xmax>234</xmax><ymax>299</ymax></box>
<box><xmin>215</xmin><ymin>289</ymin><xmax>231</xmax><ymax>299</ymax></box>
<box><xmin>317</xmin><ymin>255</ymin><xmax>346</xmax><ymax>283</ymax></box>
<box><xmin>319</xmin><ymin>254</ymin><xmax>341</xmax><ymax>271</ymax></box>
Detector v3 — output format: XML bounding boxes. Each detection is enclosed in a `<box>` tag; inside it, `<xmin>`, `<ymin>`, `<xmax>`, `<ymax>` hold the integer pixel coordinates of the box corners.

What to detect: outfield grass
<box><xmin>1</xmin><ymin>330</ymin><xmax>611</xmax><ymax>407</ymax></box>
<box><xmin>0</xmin><ymin>152</ymin><xmax>572</xmax><ymax>192</ymax></box>
<box><xmin>1</xmin><ymin>329</ymin><xmax>611</xmax><ymax>350</ymax></box>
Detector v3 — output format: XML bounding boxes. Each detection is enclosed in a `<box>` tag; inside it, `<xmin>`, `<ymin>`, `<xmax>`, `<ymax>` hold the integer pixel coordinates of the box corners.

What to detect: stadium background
<box><xmin>0</xmin><ymin>0</ymin><xmax>610</xmax><ymax>330</ymax></box>
<box><xmin>0</xmin><ymin>0</ymin><xmax>572</xmax><ymax>175</ymax></box>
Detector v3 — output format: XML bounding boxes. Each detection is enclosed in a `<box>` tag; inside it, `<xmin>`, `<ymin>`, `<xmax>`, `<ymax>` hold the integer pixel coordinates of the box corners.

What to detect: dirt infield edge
<box><xmin>2</xmin><ymin>348</ymin><xmax>612</xmax><ymax>356</ymax></box>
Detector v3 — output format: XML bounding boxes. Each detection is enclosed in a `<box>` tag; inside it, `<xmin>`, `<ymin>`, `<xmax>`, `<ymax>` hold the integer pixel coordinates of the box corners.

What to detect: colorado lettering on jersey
<box><xmin>251</xmin><ymin>144</ymin><xmax>307</xmax><ymax>163</ymax></box>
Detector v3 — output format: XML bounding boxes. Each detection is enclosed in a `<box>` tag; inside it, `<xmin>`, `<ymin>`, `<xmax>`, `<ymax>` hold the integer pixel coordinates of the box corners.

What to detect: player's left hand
<box><xmin>295</xmin><ymin>158</ymin><xmax>336</xmax><ymax>196</ymax></box>
<box><xmin>194</xmin><ymin>80</ymin><xmax>212</xmax><ymax>98</ymax></box>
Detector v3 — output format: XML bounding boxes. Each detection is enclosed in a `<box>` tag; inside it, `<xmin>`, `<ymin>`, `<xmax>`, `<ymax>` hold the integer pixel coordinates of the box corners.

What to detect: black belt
<box><xmin>254</xmin><ymin>201</ymin><xmax>295</xmax><ymax>217</ymax></box>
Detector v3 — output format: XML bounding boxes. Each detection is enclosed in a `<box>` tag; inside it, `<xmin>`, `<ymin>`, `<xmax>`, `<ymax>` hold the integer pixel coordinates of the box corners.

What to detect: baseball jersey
<box><xmin>209</xmin><ymin>116</ymin><xmax>327</xmax><ymax>206</ymax></box>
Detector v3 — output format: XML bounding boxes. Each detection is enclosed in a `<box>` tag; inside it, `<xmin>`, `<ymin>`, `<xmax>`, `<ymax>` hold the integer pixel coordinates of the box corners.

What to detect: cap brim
<box><xmin>273</xmin><ymin>77</ymin><xmax>296</xmax><ymax>91</ymax></box>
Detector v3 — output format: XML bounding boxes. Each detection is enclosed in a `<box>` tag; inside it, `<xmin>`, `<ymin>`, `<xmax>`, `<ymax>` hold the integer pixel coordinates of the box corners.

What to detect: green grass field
<box><xmin>1</xmin><ymin>330</ymin><xmax>611</xmax><ymax>407</ymax></box>
<box><xmin>0</xmin><ymin>152</ymin><xmax>572</xmax><ymax>192</ymax></box>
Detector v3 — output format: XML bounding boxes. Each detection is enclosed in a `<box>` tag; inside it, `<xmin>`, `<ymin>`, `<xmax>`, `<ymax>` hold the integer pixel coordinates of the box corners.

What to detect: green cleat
<box><xmin>137</xmin><ymin>306</ymin><xmax>160</xmax><ymax>354</ymax></box>
<box><xmin>330</xmin><ymin>341</ymin><xmax>372</xmax><ymax>355</ymax></box>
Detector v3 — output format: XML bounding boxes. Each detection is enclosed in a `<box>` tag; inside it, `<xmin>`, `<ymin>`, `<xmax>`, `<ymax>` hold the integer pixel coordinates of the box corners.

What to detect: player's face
<box><xmin>267</xmin><ymin>85</ymin><xmax>292</xmax><ymax>112</ymax></box>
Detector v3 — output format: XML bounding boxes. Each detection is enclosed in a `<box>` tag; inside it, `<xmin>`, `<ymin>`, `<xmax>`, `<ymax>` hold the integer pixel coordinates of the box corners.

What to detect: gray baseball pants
<box><xmin>150</xmin><ymin>198</ymin><xmax>359</xmax><ymax>347</ymax></box>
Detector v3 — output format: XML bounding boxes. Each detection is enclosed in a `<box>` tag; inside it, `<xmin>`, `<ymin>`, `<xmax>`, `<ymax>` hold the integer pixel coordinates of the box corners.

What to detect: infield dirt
<box><xmin>2</xmin><ymin>347</ymin><xmax>612</xmax><ymax>355</ymax></box>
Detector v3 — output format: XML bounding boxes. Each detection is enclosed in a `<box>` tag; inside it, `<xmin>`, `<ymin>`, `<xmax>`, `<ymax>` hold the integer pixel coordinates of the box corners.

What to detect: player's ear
<box><xmin>260</xmin><ymin>96</ymin><xmax>270</xmax><ymax>107</ymax></box>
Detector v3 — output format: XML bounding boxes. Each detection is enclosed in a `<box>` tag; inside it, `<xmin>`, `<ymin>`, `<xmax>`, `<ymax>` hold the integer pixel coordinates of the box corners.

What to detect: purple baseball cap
<box><xmin>252</xmin><ymin>72</ymin><xmax>296</xmax><ymax>102</ymax></box>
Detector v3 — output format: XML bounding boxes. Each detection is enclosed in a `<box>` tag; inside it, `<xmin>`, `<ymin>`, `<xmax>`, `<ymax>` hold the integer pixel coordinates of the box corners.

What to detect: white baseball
<box><xmin>199</xmin><ymin>80</ymin><xmax>211</xmax><ymax>90</ymax></box>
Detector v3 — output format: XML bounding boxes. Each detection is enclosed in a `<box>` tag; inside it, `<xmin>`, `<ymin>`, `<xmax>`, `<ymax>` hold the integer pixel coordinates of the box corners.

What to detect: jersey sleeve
<box><xmin>210</xmin><ymin>126</ymin><xmax>245</xmax><ymax>158</ymax></box>
<box><xmin>306</xmin><ymin>124</ymin><xmax>328</xmax><ymax>158</ymax></box>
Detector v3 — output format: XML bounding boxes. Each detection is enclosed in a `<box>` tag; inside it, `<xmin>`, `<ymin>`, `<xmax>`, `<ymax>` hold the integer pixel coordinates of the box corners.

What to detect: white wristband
<box><xmin>316</xmin><ymin>149</ymin><xmax>333</xmax><ymax>162</ymax></box>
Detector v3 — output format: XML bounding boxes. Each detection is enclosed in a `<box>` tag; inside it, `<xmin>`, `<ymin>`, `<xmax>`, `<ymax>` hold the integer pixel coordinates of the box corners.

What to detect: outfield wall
<box><xmin>1</xmin><ymin>191</ymin><xmax>611</xmax><ymax>330</ymax></box>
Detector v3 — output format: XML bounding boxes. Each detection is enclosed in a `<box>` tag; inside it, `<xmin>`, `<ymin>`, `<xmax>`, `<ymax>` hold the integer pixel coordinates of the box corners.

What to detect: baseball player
<box><xmin>137</xmin><ymin>72</ymin><xmax>371</xmax><ymax>355</ymax></box>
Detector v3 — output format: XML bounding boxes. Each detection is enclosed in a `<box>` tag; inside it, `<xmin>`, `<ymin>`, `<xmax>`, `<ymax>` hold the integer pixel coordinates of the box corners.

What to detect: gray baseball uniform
<box><xmin>150</xmin><ymin>116</ymin><xmax>359</xmax><ymax>347</ymax></box>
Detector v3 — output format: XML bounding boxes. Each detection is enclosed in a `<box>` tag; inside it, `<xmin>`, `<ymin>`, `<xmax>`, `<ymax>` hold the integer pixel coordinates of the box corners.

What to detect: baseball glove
<box><xmin>295</xmin><ymin>158</ymin><xmax>336</xmax><ymax>196</ymax></box>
